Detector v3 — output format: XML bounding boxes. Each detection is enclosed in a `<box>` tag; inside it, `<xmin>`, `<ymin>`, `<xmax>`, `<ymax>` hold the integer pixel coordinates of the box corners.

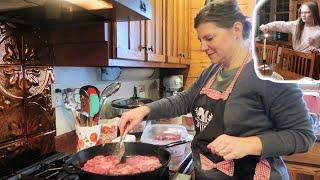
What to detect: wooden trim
<box><xmin>55</xmin><ymin>130</ymin><xmax>76</xmax><ymax>154</ymax></box>
<box><xmin>108</xmin><ymin>59</ymin><xmax>188</xmax><ymax>68</ymax></box>
<box><xmin>167</xmin><ymin>55</ymin><xmax>180</xmax><ymax>64</ymax></box>
<box><xmin>283</xmin><ymin>142</ymin><xmax>320</xmax><ymax>166</ymax></box>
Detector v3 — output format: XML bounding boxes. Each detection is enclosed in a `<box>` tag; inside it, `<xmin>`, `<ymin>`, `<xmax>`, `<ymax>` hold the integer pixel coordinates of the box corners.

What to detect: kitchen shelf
<box><xmin>108</xmin><ymin>59</ymin><xmax>189</xmax><ymax>69</ymax></box>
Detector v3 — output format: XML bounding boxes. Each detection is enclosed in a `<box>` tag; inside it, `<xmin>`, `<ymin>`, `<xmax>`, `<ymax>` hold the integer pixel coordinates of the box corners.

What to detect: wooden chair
<box><xmin>255</xmin><ymin>42</ymin><xmax>279</xmax><ymax>65</ymax></box>
<box><xmin>277</xmin><ymin>48</ymin><xmax>318</xmax><ymax>79</ymax></box>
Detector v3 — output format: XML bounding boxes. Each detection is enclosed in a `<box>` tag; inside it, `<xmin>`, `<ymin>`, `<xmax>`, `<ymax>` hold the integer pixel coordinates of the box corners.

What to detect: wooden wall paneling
<box><xmin>190</xmin><ymin>51</ymin><xmax>210</xmax><ymax>64</ymax></box>
<box><xmin>190</xmin><ymin>9</ymin><xmax>201</xmax><ymax>51</ymax></box>
<box><xmin>146</xmin><ymin>0</ymin><xmax>165</xmax><ymax>62</ymax></box>
<box><xmin>188</xmin><ymin>64</ymin><xmax>206</xmax><ymax>78</ymax></box>
<box><xmin>185</xmin><ymin>77</ymin><xmax>197</xmax><ymax>89</ymax></box>
<box><xmin>190</xmin><ymin>0</ymin><xmax>205</xmax><ymax>9</ymax></box>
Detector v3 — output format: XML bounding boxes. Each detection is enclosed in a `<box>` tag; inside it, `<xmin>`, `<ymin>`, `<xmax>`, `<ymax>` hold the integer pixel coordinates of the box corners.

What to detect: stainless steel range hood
<box><xmin>0</xmin><ymin>0</ymin><xmax>151</xmax><ymax>25</ymax></box>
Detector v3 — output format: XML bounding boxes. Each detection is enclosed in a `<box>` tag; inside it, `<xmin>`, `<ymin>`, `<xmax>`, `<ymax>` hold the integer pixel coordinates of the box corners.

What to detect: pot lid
<box><xmin>111</xmin><ymin>97</ymin><xmax>153</xmax><ymax>109</ymax></box>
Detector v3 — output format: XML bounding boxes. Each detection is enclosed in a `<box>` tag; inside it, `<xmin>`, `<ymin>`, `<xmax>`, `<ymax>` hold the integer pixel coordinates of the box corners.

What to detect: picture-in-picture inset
<box><xmin>254</xmin><ymin>0</ymin><xmax>320</xmax><ymax>81</ymax></box>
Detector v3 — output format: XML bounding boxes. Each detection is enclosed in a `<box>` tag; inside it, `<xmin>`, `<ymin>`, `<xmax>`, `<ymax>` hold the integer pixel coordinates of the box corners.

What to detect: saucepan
<box><xmin>64</xmin><ymin>141</ymin><xmax>188</xmax><ymax>180</ymax></box>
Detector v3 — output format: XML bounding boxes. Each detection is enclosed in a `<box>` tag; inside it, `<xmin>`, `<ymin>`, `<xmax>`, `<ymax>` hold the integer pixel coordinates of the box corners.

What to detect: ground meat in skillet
<box><xmin>82</xmin><ymin>155</ymin><xmax>161</xmax><ymax>175</ymax></box>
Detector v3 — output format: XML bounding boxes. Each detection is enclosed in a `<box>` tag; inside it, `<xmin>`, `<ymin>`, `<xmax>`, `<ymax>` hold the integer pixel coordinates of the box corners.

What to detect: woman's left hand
<box><xmin>207</xmin><ymin>134</ymin><xmax>262</xmax><ymax>161</ymax></box>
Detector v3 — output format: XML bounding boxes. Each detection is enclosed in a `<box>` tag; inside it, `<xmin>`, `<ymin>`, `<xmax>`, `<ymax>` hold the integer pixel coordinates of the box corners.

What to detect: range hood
<box><xmin>0</xmin><ymin>0</ymin><xmax>151</xmax><ymax>25</ymax></box>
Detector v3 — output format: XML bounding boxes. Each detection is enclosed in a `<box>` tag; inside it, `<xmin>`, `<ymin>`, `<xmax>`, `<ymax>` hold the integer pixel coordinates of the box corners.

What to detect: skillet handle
<box><xmin>163</xmin><ymin>140</ymin><xmax>188</xmax><ymax>148</ymax></box>
<box><xmin>63</xmin><ymin>164</ymin><xmax>83</xmax><ymax>174</ymax></box>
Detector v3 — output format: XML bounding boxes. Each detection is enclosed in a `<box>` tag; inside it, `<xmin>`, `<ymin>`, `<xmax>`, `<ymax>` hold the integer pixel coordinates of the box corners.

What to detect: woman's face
<box><xmin>300</xmin><ymin>5</ymin><xmax>314</xmax><ymax>24</ymax></box>
<box><xmin>196</xmin><ymin>22</ymin><xmax>239</xmax><ymax>64</ymax></box>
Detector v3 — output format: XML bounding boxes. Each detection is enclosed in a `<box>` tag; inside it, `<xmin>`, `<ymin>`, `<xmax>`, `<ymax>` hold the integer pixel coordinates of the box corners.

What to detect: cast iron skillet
<box><xmin>64</xmin><ymin>141</ymin><xmax>187</xmax><ymax>180</ymax></box>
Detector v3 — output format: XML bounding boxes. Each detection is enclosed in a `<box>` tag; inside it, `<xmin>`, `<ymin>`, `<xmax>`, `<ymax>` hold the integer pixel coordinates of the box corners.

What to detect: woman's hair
<box><xmin>296</xmin><ymin>1</ymin><xmax>320</xmax><ymax>42</ymax></box>
<box><xmin>194</xmin><ymin>0</ymin><xmax>251</xmax><ymax>40</ymax></box>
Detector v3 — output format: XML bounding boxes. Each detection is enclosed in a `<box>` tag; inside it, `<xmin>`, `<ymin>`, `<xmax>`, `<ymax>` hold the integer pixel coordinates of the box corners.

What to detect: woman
<box><xmin>259</xmin><ymin>1</ymin><xmax>320</xmax><ymax>52</ymax></box>
<box><xmin>120</xmin><ymin>1</ymin><xmax>316</xmax><ymax>179</ymax></box>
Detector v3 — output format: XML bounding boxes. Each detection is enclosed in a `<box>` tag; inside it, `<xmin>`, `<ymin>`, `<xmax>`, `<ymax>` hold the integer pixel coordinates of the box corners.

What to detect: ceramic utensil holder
<box><xmin>75</xmin><ymin>124</ymin><xmax>101</xmax><ymax>151</ymax></box>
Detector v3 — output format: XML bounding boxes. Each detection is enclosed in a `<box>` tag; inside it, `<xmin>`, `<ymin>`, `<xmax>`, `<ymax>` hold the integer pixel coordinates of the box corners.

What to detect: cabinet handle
<box><xmin>140</xmin><ymin>1</ymin><xmax>146</xmax><ymax>12</ymax></box>
<box><xmin>182</xmin><ymin>53</ymin><xmax>185</xmax><ymax>58</ymax></box>
<box><xmin>148</xmin><ymin>46</ymin><xmax>153</xmax><ymax>52</ymax></box>
<box><xmin>141</xmin><ymin>46</ymin><xmax>147</xmax><ymax>51</ymax></box>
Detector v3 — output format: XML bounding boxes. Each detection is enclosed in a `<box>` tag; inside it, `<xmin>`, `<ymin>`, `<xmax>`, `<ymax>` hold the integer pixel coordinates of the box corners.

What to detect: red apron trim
<box><xmin>200</xmin><ymin>52</ymin><xmax>250</xmax><ymax>100</ymax></box>
<box><xmin>200</xmin><ymin>154</ymin><xmax>271</xmax><ymax>179</ymax></box>
<box><xmin>200</xmin><ymin>154</ymin><xmax>234</xmax><ymax>176</ymax></box>
<box><xmin>253</xmin><ymin>158</ymin><xmax>271</xmax><ymax>180</ymax></box>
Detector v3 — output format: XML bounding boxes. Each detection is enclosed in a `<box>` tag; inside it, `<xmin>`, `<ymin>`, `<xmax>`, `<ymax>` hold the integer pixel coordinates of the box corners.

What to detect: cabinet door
<box><xmin>179</xmin><ymin>0</ymin><xmax>191</xmax><ymax>65</ymax></box>
<box><xmin>146</xmin><ymin>0</ymin><xmax>165</xmax><ymax>62</ymax></box>
<box><xmin>165</xmin><ymin>0</ymin><xmax>180</xmax><ymax>63</ymax></box>
<box><xmin>116</xmin><ymin>21</ymin><xmax>146</xmax><ymax>61</ymax></box>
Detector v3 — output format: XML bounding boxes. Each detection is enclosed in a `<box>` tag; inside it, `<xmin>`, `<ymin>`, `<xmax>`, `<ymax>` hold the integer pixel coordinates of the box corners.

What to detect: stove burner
<box><xmin>4</xmin><ymin>152</ymin><xmax>79</xmax><ymax>180</ymax></box>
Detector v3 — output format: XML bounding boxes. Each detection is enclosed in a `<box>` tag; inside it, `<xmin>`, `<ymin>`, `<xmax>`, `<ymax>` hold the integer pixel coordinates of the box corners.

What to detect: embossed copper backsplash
<box><xmin>0</xmin><ymin>21</ymin><xmax>55</xmax><ymax>176</ymax></box>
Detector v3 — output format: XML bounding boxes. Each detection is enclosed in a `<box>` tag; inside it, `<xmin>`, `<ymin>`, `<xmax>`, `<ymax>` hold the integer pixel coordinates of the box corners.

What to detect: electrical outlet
<box><xmin>51</xmin><ymin>85</ymin><xmax>64</xmax><ymax>108</ymax></box>
<box><xmin>137</xmin><ymin>84</ymin><xmax>145</xmax><ymax>98</ymax></box>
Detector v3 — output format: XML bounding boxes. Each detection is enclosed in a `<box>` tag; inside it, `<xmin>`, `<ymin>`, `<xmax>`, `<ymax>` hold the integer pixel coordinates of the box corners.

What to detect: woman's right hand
<box><xmin>119</xmin><ymin>106</ymin><xmax>151</xmax><ymax>136</ymax></box>
<box><xmin>259</xmin><ymin>24</ymin><xmax>269</xmax><ymax>33</ymax></box>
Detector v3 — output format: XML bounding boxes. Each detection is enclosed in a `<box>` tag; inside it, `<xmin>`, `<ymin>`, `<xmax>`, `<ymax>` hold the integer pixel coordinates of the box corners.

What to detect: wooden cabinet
<box><xmin>115</xmin><ymin>0</ymin><xmax>190</xmax><ymax>66</ymax></box>
<box><xmin>178</xmin><ymin>0</ymin><xmax>191</xmax><ymax>65</ymax></box>
<box><xmin>116</xmin><ymin>21</ymin><xmax>146</xmax><ymax>61</ymax></box>
<box><xmin>146</xmin><ymin>0</ymin><xmax>165</xmax><ymax>62</ymax></box>
<box><xmin>116</xmin><ymin>0</ymin><xmax>165</xmax><ymax>63</ymax></box>
<box><xmin>50</xmin><ymin>22</ymin><xmax>110</xmax><ymax>66</ymax></box>
<box><xmin>165</xmin><ymin>0</ymin><xmax>190</xmax><ymax>64</ymax></box>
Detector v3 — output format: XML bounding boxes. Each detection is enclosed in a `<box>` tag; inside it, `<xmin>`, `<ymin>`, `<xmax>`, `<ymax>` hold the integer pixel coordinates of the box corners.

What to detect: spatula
<box><xmin>115</xmin><ymin>133</ymin><xmax>127</xmax><ymax>163</ymax></box>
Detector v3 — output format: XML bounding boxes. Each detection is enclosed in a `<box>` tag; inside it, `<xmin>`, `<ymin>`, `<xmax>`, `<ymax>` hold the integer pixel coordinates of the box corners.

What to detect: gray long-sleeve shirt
<box><xmin>146</xmin><ymin>60</ymin><xmax>316</xmax><ymax>179</ymax></box>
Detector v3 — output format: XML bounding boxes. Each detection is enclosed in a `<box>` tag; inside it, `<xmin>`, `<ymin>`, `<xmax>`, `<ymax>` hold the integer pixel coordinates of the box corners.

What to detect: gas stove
<box><xmin>3</xmin><ymin>152</ymin><xmax>192</xmax><ymax>180</ymax></box>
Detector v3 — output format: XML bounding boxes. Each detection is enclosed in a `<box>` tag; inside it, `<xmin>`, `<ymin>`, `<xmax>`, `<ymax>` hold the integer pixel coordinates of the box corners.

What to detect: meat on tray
<box><xmin>82</xmin><ymin>155</ymin><xmax>161</xmax><ymax>175</ymax></box>
<box><xmin>154</xmin><ymin>133</ymin><xmax>181</xmax><ymax>141</ymax></box>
